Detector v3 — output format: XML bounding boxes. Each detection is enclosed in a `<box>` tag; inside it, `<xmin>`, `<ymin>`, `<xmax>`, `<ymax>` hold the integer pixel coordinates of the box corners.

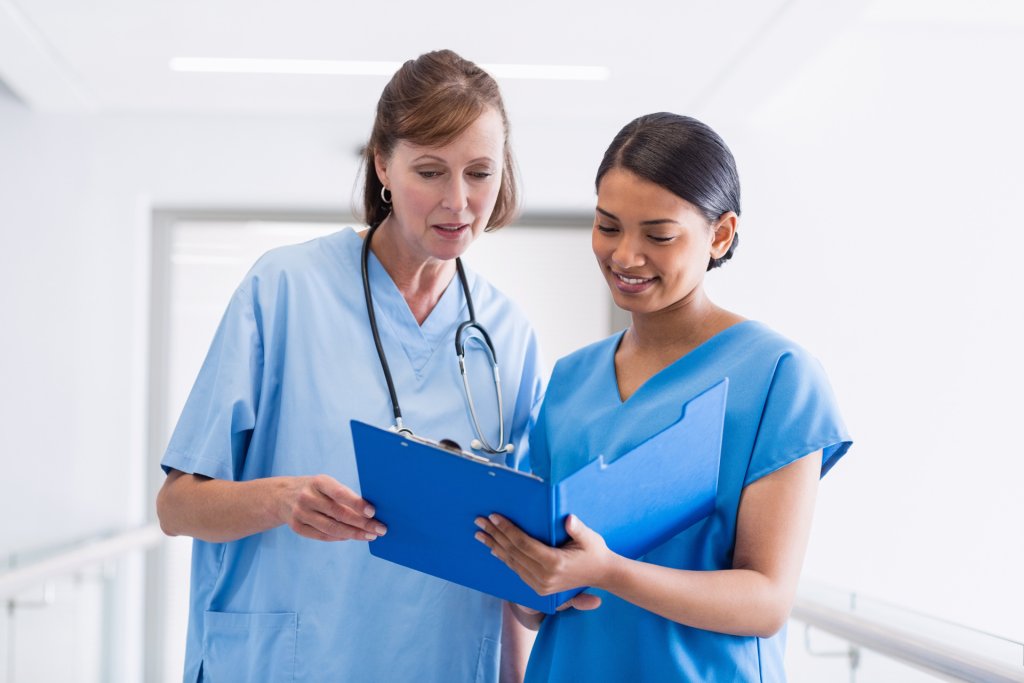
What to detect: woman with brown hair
<box><xmin>156</xmin><ymin>50</ymin><xmax>543</xmax><ymax>682</ymax></box>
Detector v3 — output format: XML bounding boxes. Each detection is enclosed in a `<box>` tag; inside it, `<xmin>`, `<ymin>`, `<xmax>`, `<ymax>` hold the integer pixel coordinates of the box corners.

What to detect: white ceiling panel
<box><xmin>7</xmin><ymin>0</ymin><xmax>798</xmax><ymax>117</ymax></box>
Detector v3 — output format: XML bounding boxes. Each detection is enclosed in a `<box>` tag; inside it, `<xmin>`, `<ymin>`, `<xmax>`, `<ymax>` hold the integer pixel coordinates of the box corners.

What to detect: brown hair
<box><xmin>361</xmin><ymin>50</ymin><xmax>519</xmax><ymax>229</ymax></box>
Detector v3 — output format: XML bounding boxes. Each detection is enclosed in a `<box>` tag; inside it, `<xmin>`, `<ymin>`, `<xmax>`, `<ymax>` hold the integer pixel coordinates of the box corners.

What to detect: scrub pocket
<box><xmin>203</xmin><ymin>610</ymin><xmax>297</xmax><ymax>683</ymax></box>
<box><xmin>474</xmin><ymin>637</ymin><xmax>500</xmax><ymax>683</ymax></box>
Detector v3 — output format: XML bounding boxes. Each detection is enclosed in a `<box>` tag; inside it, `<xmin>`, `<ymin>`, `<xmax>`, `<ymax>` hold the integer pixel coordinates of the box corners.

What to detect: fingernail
<box><xmin>364</xmin><ymin>505</ymin><xmax>375</xmax><ymax>518</ymax></box>
<box><xmin>474</xmin><ymin>518</ymin><xmax>486</xmax><ymax>529</ymax></box>
<box><xmin>363</xmin><ymin>532</ymin><xmax>377</xmax><ymax>541</ymax></box>
<box><xmin>474</xmin><ymin>532</ymin><xmax>485</xmax><ymax>543</ymax></box>
<box><xmin>374</xmin><ymin>524</ymin><xmax>387</xmax><ymax>535</ymax></box>
<box><xmin>488</xmin><ymin>514</ymin><xmax>500</xmax><ymax>526</ymax></box>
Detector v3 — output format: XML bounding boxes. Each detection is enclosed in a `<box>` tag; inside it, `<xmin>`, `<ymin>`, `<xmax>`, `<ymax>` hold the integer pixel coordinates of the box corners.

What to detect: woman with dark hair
<box><xmin>476</xmin><ymin>112</ymin><xmax>851</xmax><ymax>681</ymax></box>
<box><xmin>156</xmin><ymin>50</ymin><xmax>543</xmax><ymax>682</ymax></box>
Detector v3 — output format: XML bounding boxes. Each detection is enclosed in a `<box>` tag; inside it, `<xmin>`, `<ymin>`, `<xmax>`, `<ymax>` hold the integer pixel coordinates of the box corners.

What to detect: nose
<box><xmin>611</xmin><ymin>232</ymin><xmax>646</xmax><ymax>269</ymax></box>
<box><xmin>442</xmin><ymin>176</ymin><xmax>469</xmax><ymax>212</ymax></box>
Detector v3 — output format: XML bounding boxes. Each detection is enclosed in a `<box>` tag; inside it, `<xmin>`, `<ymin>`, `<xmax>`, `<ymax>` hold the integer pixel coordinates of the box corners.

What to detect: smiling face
<box><xmin>375</xmin><ymin>107</ymin><xmax>505</xmax><ymax>266</ymax></box>
<box><xmin>593</xmin><ymin>167</ymin><xmax>733</xmax><ymax>316</ymax></box>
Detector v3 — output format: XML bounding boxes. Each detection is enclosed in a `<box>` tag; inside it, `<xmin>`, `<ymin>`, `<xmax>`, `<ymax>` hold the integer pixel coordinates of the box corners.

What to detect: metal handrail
<box><xmin>0</xmin><ymin>524</ymin><xmax>163</xmax><ymax>600</ymax></box>
<box><xmin>792</xmin><ymin>592</ymin><xmax>1024</xmax><ymax>683</ymax></box>
<box><xmin>4</xmin><ymin>527</ymin><xmax>1023</xmax><ymax>683</ymax></box>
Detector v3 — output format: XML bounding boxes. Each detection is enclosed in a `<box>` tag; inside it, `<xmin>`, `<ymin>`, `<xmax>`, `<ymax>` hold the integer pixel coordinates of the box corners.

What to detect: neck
<box><xmin>625</xmin><ymin>286</ymin><xmax>723</xmax><ymax>355</ymax></box>
<box><xmin>367</xmin><ymin>219</ymin><xmax>456</xmax><ymax>325</ymax></box>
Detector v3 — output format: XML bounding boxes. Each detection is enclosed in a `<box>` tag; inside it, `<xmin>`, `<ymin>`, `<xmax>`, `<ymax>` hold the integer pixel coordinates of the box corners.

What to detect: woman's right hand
<box><xmin>278</xmin><ymin>474</ymin><xmax>387</xmax><ymax>542</ymax></box>
<box><xmin>156</xmin><ymin>469</ymin><xmax>385</xmax><ymax>544</ymax></box>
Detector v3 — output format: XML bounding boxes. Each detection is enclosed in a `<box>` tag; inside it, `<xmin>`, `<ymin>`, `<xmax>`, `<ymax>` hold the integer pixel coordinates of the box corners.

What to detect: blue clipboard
<box><xmin>351</xmin><ymin>379</ymin><xmax>727</xmax><ymax>613</ymax></box>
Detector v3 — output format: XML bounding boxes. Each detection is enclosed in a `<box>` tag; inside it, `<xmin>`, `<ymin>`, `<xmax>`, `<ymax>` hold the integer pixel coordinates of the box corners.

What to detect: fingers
<box><xmin>475</xmin><ymin>515</ymin><xmax>549</xmax><ymax>576</ymax></box>
<box><xmin>292</xmin><ymin>521</ymin><xmax>335</xmax><ymax>542</ymax></box>
<box><xmin>475</xmin><ymin>515</ymin><xmax>574</xmax><ymax>595</ymax></box>
<box><xmin>313</xmin><ymin>474</ymin><xmax>376</xmax><ymax>518</ymax></box>
<box><xmin>290</xmin><ymin>508</ymin><xmax>381</xmax><ymax>541</ymax></box>
<box><xmin>557</xmin><ymin>593</ymin><xmax>602</xmax><ymax>612</ymax></box>
<box><xmin>512</xmin><ymin>603</ymin><xmax>542</xmax><ymax>616</ymax></box>
<box><xmin>565</xmin><ymin>514</ymin><xmax>590</xmax><ymax>539</ymax></box>
<box><xmin>287</xmin><ymin>475</ymin><xmax>386</xmax><ymax>542</ymax></box>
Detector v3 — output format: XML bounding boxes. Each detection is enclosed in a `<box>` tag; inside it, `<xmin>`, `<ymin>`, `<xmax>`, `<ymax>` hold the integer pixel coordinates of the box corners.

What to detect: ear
<box><xmin>710</xmin><ymin>212</ymin><xmax>738</xmax><ymax>259</ymax></box>
<box><xmin>374</xmin><ymin>151</ymin><xmax>390</xmax><ymax>190</ymax></box>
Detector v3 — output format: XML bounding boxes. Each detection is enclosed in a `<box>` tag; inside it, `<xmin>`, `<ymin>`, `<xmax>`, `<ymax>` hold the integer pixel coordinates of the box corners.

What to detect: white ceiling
<box><xmin>3</xmin><ymin>0</ymin><xmax>1022</xmax><ymax>209</ymax></box>
<box><xmin>0</xmin><ymin>0</ymin><xmax>866</xmax><ymax>123</ymax></box>
<box><xmin>3</xmin><ymin>0</ymin><xmax>1022</xmax><ymax>123</ymax></box>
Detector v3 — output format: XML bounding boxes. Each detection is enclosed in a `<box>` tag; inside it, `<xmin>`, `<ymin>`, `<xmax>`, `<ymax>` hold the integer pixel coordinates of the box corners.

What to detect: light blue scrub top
<box><xmin>161</xmin><ymin>228</ymin><xmax>544</xmax><ymax>683</ymax></box>
<box><xmin>525</xmin><ymin>321</ymin><xmax>851</xmax><ymax>683</ymax></box>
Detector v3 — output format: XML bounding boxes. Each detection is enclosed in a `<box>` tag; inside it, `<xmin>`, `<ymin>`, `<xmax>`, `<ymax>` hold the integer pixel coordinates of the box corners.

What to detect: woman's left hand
<box><xmin>475</xmin><ymin>513</ymin><xmax>616</xmax><ymax>598</ymax></box>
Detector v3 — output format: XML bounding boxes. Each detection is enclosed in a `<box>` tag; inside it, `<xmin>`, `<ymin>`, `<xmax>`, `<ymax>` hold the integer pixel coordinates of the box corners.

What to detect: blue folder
<box><xmin>351</xmin><ymin>379</ymin><xmax>727</xmax><ymax>614</ymax></box>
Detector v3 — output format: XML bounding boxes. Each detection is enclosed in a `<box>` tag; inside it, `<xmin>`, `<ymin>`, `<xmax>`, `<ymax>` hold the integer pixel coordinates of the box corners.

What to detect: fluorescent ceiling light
<box><xmin>170</xmin><ymin>58</ymin><xmax>400</xmax><ymax>76</ymax></box>
<box><xmin>170</xmin><ymin>58</ymin><xmax>610</xmax><ymax>81</ymax></box>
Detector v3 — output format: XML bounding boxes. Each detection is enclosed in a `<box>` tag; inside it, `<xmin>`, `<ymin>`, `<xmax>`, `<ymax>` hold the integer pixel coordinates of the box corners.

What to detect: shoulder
<box><xmin>239</xmin><ymin>228</ymin><xmax>357</xmax><ymax>299</ymax></box>
<box><xmin>727</xmin><ymin>321</ymin><xmax>821</xmax><ymax>373</ymax></box>
<box><xmin>246</xmin><ymin>229</ymin><xmax>355</xmax><ymax>280</ymax></box>
<box><xmin>738</xmin><ymin>323</ymin><xmax>851</xmax><ymax>478</ymax></box>
<box><xmin>734</xmin><ymin>322</ymin><xmax>845</xmax><ymax>430</ymax></box>
<box><xmin>463</xmin><ymin>265</ymin><xmax>533</xmax><ymax>332</ymax></box>
<box><xmin>550</xmin><ymin>333</ymin><xmax>620</xmax><ymax>381</ymax></box>
<box><xmin>732</xmin><ymin>320</ymin><xmax>799</xmax><ymax>352</ymax></box>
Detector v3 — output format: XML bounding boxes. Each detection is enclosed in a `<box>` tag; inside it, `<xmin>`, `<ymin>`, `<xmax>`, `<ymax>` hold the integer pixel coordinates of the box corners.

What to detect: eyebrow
<box><xmin>412</xmin><ymin>154</ymin><xmax>496</xmax><ymax>165</ymax></box>
<box><xmin>596</xmin><ymin>206</ymin><xmax>680</xmax><ymax>226</ymax></box>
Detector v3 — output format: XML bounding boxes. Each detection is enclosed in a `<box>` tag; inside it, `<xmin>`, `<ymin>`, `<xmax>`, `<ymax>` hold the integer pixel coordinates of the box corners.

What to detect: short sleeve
<box><xmin>160</xmin><ymin>286</ymin><xmax>264</xmax><ymax>481</ymax></box>
<box><xmin>745</xmin><ymin>350</ymin><xmax>852</xmax><ymax>486</ymax></box>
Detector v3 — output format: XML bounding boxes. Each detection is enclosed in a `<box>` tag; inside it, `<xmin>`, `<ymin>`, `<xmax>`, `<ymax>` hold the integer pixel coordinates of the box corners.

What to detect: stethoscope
<box><xmin>361</xmin><ymin>224</ymin><xmax>513</xmax><ymax>455</ymax></box>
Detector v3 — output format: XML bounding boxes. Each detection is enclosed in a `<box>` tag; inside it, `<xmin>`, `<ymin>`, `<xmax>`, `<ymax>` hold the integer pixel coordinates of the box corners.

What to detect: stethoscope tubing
<box><xmin>361</xmin><ymin>224</ymin><xmax>409</xmax><ymax>435</ymax></box>
<box><xmin>361</xmin><ymin>224</ymin><xmax>510</xmax><ymax>454</ymax></box>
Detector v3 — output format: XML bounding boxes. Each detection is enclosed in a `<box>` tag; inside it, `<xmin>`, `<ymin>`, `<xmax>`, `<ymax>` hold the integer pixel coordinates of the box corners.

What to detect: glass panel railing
<box><xmin>1</xmin><ymin>526</ymin><xmax>160</xmax><ymax>683</ymax></box>
<box><xmin>789</xmin><ymin>625</ymin><xmax>971</xmax><ymax>682</ymax></box>
<box><xmin>3</xmin><ymin>570</ymin><xmax>107</xmax><ymax>683</ymax></box>
<box><xmin>789</xmin><ymin>581</ymin><xmax>1024</xmax><ymax>682</ymax></box>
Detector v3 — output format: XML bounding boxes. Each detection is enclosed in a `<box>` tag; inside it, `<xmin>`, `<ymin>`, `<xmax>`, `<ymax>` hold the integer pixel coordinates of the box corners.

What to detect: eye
<box><xmin>596</xmin><ymin>224</ymin><xmax>619</xmax><ymax>234</ymax></box>
<box><xmin>648</xmin><ymin>235</ymin><xmax>675</xmax><ymax>243</ymax></box>
<box><xmin>417</xmin><ymin>170</ymin><xmax>443</xmax><ymax>179</ymax></box>
<box><xmin>468</xmin><ymin>171</ymin><xmax>494</xmax><ymax>180</ymax></box>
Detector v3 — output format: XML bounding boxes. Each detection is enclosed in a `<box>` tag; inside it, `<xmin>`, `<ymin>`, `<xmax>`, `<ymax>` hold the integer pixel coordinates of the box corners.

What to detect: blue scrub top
<box><xmin>161</xmin><ymin>228</ymin><xmax>544</xmax><ymax>683</ymax></box>
<box><xmin>526</xmin><ymin>321</ymin><xmax>851</xmax><ymax>683</ymax></box>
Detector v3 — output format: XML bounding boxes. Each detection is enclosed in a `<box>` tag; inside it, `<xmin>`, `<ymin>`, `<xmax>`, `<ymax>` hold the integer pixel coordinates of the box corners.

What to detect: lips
<box><xmin>430</xmin><ymin>224</ymin><xmax>468</xmax><ymax>242</ymax></box>
<box><xmin>611</xmin><ymin>270</ymin><xmax>656</xmax><ymax>293</ymax></box>
<box><xmin>432</xmin><ymin>223</ymin><xmax>470</xmax><ymax>239</ymax></box>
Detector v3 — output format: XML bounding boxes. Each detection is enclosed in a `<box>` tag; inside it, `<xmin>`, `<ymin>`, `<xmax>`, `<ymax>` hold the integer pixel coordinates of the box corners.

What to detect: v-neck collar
<box><xmin>360</xmin><ymin>231</ymin><xmax>468</xmax><ymax>377</ymax></box>
<box><xmin>607</xmin><ymin>320</ymin><xmax>758</xmax><ymax>405</ymax></box>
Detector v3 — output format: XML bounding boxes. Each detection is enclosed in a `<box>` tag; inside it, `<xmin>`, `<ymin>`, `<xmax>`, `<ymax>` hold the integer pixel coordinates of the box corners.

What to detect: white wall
<box><xmin>0</xmin><ymin>105</ymin><xmax>351</xmax><ymax>555</ymax></box>
<box><xmin>0</xmin><ymin>104</ymin><xmax>360</xmax><ymax>682</ymax></box>
<box><xmin>708</xmin><ymin>14</ymin><xmax>1024</xmax><ymax>644</ymax></box>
